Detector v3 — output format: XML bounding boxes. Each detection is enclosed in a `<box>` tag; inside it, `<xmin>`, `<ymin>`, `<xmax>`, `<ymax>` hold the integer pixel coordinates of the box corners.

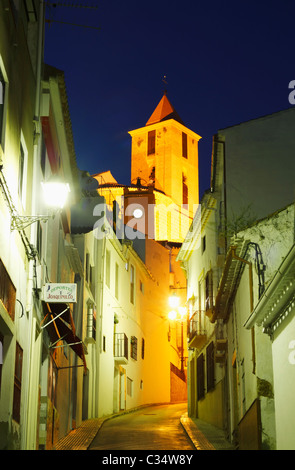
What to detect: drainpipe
<box><xmin>231</xmin><ymin>248</ymin><xmax>256</xmax><ymax>375</ymax></box>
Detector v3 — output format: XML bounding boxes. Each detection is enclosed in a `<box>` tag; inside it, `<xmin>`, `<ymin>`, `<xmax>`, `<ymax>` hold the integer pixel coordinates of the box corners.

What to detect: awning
<box><xmin>41</xmin><ymin>302</ymin><xmax>87</xmax><ymax>372</ymax></box>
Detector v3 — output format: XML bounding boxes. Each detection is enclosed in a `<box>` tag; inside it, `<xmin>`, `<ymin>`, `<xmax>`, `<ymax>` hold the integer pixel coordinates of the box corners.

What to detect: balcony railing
<box><xmin>187</xmin><ymin>311</ymin><xmax>207</xmax><ymax>349</ymax></box>
<box><xmin>114</xmin><ymin>333</ymin><xmax>128</xmax><ymax>364</ymax></box>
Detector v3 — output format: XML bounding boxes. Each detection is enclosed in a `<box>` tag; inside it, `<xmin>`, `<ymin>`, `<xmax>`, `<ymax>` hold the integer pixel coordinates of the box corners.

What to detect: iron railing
<box><xmin>187</xmin><ymin>311</ymin><xmax>206</xmax><ymax>342</ymax></box>
<box><xmin>114</xmin><ymin>333</ymin><xmax>128</xmax><ymax>361</ymax></box>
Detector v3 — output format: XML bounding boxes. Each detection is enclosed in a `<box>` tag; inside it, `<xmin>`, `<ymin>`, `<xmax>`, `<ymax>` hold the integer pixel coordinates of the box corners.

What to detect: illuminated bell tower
<box><xmin>129</xmin><ymin>92</ymin><xmax>201</xmax><ymax>213</ymax></box>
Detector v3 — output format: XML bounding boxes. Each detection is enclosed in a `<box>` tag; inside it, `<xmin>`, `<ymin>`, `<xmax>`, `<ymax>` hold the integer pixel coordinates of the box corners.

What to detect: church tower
<box><xmin>129</xmin><ymin>93</ymin><xmax>201</xmax><ymax>214</ymax></box>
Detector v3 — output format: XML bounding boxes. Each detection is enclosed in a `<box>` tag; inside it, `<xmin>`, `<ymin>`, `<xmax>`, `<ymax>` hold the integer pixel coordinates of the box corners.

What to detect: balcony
<box><xmin>187</xmin><ymin>311</ymin><xmax>207</xmax><ymax>349</ymax></box>
<box><xmin>114</xmin><ymin>333</ymin><xmax>128</xmax><ymax>364</ymax></box>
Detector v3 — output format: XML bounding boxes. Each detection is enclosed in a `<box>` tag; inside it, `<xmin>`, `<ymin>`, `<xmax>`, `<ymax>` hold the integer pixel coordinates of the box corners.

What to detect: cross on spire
<box><xmin>162</xmin><ymin>75</ymin><xmax>168</xmax><ymax>95</ymax></box>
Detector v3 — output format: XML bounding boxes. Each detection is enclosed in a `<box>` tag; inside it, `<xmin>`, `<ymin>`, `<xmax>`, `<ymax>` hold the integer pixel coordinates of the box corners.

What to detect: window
<box><xmin>18</xmin><ymin>144</ymin><xmax>25</xmax><ymax>197</ymax></box>
<box><xmin>115</xmin><ymin>263</ymin><xmax>119</xmax><ymax>299</ymax></box>
<box><xmin>141</xmin><ymin>338</ymin><xmax>145</xmax><ymax>360</ymax></box>
<box><xmin>140</xmin><ymin>280</ymin><xmax>144</xmax><ymax>294</ymax></box>
<box><xmin>127</xmin><ymin>377</ymin><xmax>133</xmax><ymax>397</ymax></box>
<box><xmin>105</xmin><ymin>250</ymin><xmax>110</xmax><ymax>288</ymax></box>
<box><xmin>114</xmin><ymin>333</ymin><xmax>128</xmax><ymax>360</ymax></box>
<box><xmin>36</xmin><ymin>221</ymin><xmax>43</xmax><ymax>260</ymax></box>
<box><xmin>197</xmin><ymin>353</ymin><xmax>205</xmax><ymax>400</ymax></box>
<box><xmin>13</xmin><ymin>343</ymin><xmax>23</xmax><ymax>423</ymax></box>
<box><xmin>18</xmin><ymin>134</ymin><xmax>28</xmax><ymax>208</ymax></box>
<box><xmin>87</xmin><ymin>308</ymin><xmax>96</xmax><ymax>342</ymax></box>
<box><xmin>205</xmin><ymin>270</ymin><xmax>213</xmax><ymax>312</ymax></box>
<box><xmin>147</xmin><ymin>130</ymin><xmax>156</xmax><ymax>156</ymax></box>
<box><xmin>130</xmin><ymin>264</ymin><xmax>135</xmax><ymax>304</ymax></box>
<box><xmin>206</xmin><ymin>342</ymin><xmax>215</xmax><ymax>392</ymax></box>
<box><xmin>131</xmin><ymin>336</ymin><xmax>138</xmax><ymax>360</ymax></box>
<box><xmin>0</xmin><ymin>258</ymin><xmax>16</xmax><ymax>321</ymax></box>
<box><xmin>201</xmin><ymin>235</ymin><xmax>206</xmax><ymax>254</ymax></box>
<box><xmin>11</xmin><ymin>0</ymin><xmax>20</xmax><ymax>21</ymax></box>
<box><xmin>182</xmin><ymin>132</ymin><xmax>188</xmax><ymax>158</ymax></box>
<box><xmin>182</xmin><ymin>174</ymin><xmax>188</xmax><ymax>205</ymax></box>
<box><xmin>40</xmin><ymin>136</ymin><xmax>46</xmax><ymax>177</ymax></box>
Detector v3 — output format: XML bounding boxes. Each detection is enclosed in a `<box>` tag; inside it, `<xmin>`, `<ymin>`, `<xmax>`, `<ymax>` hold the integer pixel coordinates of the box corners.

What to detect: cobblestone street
<box><xmin>89</xmin><ymin>403</ymin><xmax>193</xmax><ymax>451</ymax></box>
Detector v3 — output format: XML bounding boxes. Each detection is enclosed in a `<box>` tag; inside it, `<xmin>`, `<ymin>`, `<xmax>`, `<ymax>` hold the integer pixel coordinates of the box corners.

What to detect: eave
<box><xmin>244</xmin><ymin>243</ymin><xmax>295</xmax><ymax>334</ymax></box>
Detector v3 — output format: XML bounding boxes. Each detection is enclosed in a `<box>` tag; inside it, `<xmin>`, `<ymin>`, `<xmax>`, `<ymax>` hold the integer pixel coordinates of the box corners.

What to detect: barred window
<box><xmin>0</xmin><ymin>259</ymin><xmax>16</xmax><ymax>321</ymax></box>
<box><xmin>131</xmin><ymin>336</ymin><xmax>138</xmax><ymax>361</ymax></box>
<box><xmin>197</xmin><ymin>353</ymin><xmax>205</xmax><ymax>400</ymax></box>
<box><xmin>205</xmin><ymin>270</ymin><xmax>213</xmax><ymax>312</ymax></box>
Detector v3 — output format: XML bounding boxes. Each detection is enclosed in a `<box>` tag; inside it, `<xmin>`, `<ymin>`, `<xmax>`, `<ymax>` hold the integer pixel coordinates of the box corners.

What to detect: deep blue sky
<box><xmin>44</xmin><ymin>0</ymin><xmax>295</xmax><ymax>200</ymax></box>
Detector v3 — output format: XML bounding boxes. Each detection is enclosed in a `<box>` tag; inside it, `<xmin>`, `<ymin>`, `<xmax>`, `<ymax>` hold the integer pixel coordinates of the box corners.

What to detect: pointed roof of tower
<box><xmin>145</xmin><ymin>92</ymin><xmax>185</xmax><ymax>126</ymax></box>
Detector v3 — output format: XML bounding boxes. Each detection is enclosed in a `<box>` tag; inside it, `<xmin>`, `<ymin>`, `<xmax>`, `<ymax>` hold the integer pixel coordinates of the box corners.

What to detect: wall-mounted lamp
<box><xmin>41</xmin><ymin>177</ymin><xmax>70</xmax><ymax>209</ymax></box>
<box><xmin>0</xmin><ymin>167</ymin><xmax>70</xmax><ymax>231</ymax></box>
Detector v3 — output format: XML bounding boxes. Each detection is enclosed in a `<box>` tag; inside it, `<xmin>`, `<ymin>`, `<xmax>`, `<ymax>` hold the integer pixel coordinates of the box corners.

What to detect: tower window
<box><xmin>130</xmin><ymin>264</ymin><xmax>135</xmax><ymax>304</ymax></box>
<box><xmin>182</xmin><ymin>132</ymin><xmax>188</xmax><ymax>158</ymax></box>
<box><xmin>182</xmin><ymin>174</ymin><xmax>188</xmax><ymax>205</ymax></box>
<box><xmin>147</xmin><ymin>130</ymin><xmax>156</xmax><ymax>155</ymax></box>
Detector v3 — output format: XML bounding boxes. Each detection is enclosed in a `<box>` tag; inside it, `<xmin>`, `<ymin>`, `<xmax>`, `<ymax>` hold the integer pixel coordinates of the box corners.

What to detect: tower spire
<box><xmin>162</xmin><ymin>75</ymin><xmax>168</xmax><ymax>95</ymax></box>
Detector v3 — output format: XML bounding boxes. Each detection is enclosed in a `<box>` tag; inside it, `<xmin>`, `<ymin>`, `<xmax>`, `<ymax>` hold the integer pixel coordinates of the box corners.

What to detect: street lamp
<box><xmin>9</xmin><ymin>175</ymin><xmax>70</xmax><ymax>231</ymax></box>
<box><xmin>41</xmin><ymin>177</ymin><xmax>70</xmax><ymax>209</ymax></box>
<box><xmin>168</xmin><ymin>292</ymin><xmax>180</xmax><ymax>309</ymax></box>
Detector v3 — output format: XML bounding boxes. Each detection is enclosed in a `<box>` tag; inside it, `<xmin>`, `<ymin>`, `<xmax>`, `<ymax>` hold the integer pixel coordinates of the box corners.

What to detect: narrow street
<box><xmin>88</xmin><ymin>403</ymin><xmax>194</xmax><ymax>451</ymax></box>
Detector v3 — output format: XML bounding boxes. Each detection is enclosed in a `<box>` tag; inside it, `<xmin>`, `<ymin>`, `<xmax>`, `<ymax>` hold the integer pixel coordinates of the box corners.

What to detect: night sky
<box><xmin>44</xmin><ymin>0</ymin><xmax>295</xmax><ymax>200</ymax></box>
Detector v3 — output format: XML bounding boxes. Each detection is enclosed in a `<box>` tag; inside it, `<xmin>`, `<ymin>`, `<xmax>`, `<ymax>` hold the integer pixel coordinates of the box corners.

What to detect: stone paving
<box><xmin>53</xmin><ymin>405</ymin><xmax>235</xmax><ymax>451</ymax></box>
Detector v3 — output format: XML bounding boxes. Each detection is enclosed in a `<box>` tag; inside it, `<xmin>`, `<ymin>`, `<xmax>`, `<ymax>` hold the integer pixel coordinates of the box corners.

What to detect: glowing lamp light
<box><xmin>168</xmin><ymin>310</ymin><xmax>177</xmax><ymax>321</ymax></box>
<box><xmin>42</xmin><ymin>179</ymin><xmax>70</xmax><ymax>209</ymax></box>
<box><xmin>178</xmin><ymin>306</ymin><xmax>187</xmax><ymax>319</ymax></box>
<box><xmin>168</xmin><ymin>293</ymin><xmax>180</xmax><ymax>309</ymax></box>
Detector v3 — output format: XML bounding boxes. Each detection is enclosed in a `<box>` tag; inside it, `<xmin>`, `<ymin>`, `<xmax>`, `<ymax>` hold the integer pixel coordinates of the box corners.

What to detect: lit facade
<box><xmin>82</xmin><ymin>93</ymin><xmax>204</xmax><ymax>416</ymax></box>
<box><xmin>0</xmin><ymin>1</ymin><xmax>87</xmax><ymax>449</ymax></box>
<box><xmin>0</xmin><ymin>0</ymin><xmax>42</xmax><ymax>449</ymax></box>
<box><xmin>178</xmin><ymin>107</ymin><xmax>295</xmax><ymax>449</ymax></box>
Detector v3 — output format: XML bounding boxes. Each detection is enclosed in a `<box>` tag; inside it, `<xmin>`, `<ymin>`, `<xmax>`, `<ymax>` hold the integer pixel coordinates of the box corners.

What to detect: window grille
<box><xmin>197</xmin><ymin>353</ymin><xmax>205</xmax><ymax>400</ymax></box>
<box><xmin>131</xmin><ymin>336</ymin><xmax>138</xmax><ymax>361</ymax></box>
<box><xmin>0</xmin><ymin>259</ymin><xmax>16</xmax><ymax>321</ymax></box>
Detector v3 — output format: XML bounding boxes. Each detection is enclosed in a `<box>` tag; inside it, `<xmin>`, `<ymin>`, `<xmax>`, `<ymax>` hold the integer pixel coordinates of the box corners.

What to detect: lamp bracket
<box><xmin>11</xmin><ymin>214</ymin><xmax>51</xmax><ymax>231</ymax></box>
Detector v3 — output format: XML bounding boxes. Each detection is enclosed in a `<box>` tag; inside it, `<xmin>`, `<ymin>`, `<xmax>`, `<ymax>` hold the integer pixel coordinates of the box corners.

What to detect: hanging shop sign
<box><xmin>43</xmin><ymin>283</ymin><xmax>77</xmax><ymax>303</ymax></box>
